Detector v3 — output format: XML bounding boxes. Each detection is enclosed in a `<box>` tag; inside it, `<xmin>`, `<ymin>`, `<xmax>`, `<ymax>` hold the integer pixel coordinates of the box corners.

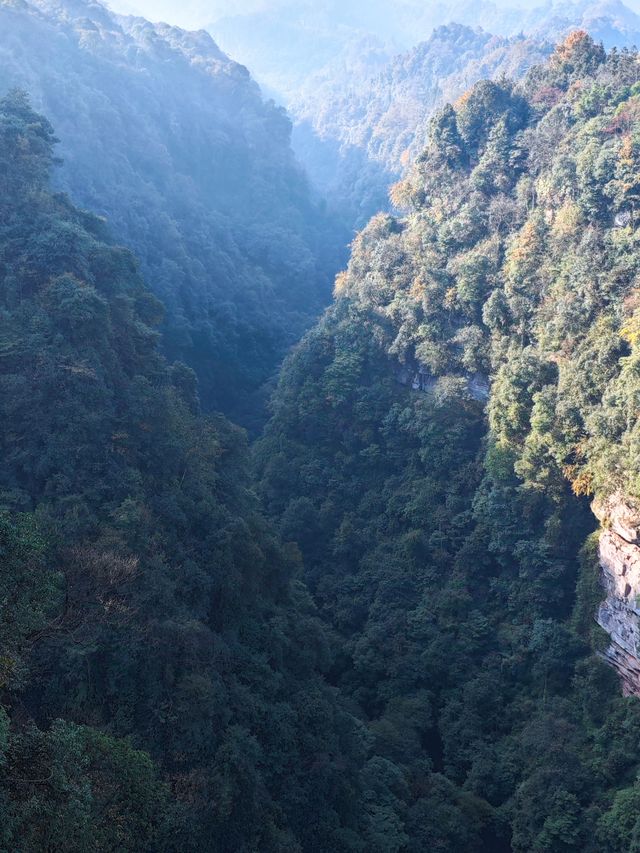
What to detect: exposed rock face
<box><xmin>594</xmin><ymin>493</ymin><xmax>640</xmax><ymax>696</ymax></box>
<box><xmin>594</xmin><ymin>492</ymin><xmax>640</xmax><ymax>545</ymax></box>
<box><xmin>395</xmin><ymin>364</ymin><xmax>489</xmax><ymax>401</ymax></box>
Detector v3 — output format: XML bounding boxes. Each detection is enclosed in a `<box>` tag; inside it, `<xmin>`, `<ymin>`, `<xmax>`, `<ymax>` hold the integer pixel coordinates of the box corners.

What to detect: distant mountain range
<box><xmin>291</xmin><ymin>24</ymin><xmax>551</xmax><ymax>227</ymax></box>
<box><xmin>190</xmin><ymin>0</ymin><xmax>640</xmax><ymax>227</ymax></box>
<box><xmin>207</xmin><ymin>0</ymin><xmax>640</xmax><ymax>100</ymax></box>
<box><xmin>99</xmin><ymin>0</ymin><xmax>640</xmax><ymax>228</ymax></box>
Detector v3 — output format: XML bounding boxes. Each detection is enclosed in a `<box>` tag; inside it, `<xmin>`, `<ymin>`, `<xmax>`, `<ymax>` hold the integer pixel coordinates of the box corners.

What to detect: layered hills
<box><xmin>0</xmin><ymin>0</ymin><xmax>347</xmax><ymax>428</ymax></box>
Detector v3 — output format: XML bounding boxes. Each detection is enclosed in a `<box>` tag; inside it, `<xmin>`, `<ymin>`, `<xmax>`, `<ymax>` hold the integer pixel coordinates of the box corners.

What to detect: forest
<box><xmin>291</xmin><ymin>24</ymin><xmax>551</xmax><ymax>229</ymax></box>
<box><xmin>257</xmin><ymin>30</ymin><xmax>640</xmax><ymax>851</ymax></box>
<box><xmin>0</xmin><ymin>0</ymin><xmax>347</xmax><ymax>430</ymax></box>
<box><xmin>187</xmin><ymin>0</ymin><xmax>640</xmax><ymax>231</ymax></box>
<box><xmin>4</xmin><ymin>1</ymin><xmax>640</xmax><ymax>851</ymax></box>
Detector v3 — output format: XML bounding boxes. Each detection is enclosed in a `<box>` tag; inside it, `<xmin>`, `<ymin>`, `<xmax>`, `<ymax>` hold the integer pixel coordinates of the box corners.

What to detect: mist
<box><xmin>105</xmin><ymin>0</ymin><xmax>640</xmax><ymax>108</ymax></box>
<box><xmin>105</xmin><ymin>0</ymin><xmax>640</xmax><ymax>32</ymax></box>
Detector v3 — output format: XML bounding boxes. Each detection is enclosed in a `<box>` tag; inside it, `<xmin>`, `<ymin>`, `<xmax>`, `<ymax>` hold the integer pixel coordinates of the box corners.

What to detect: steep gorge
<box><xmin>257</xmin><ymin>32</ymin><xmax>640</xmax><ymax>851</ymax></box>
<box><xmin>4</xmin><ymin>3</ymin><xmax>640</xmax><ymax>850</ymax></box>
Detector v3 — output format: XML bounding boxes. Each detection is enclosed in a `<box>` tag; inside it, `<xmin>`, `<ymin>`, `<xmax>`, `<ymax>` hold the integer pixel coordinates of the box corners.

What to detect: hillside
<box><xmin>0</xmin><ymin>0</ymin><xmax>348</xmax><ymax>429</ymax></box>
<box><xmin>0</xmin><ymin>90</ymin><xmax>373</xmax><ymax>852</ymax></box>
<box><xmin>193</xmin><ymin>1</ymin><xmax>640</xmax><ymax>231</ymax></box>
<box><xmin>292</xmin><ymin>24</ymin><xmax>551</xmax><ymax>228</ymax></box>
<box><xmin>257</xmin><ymin>33</ymin><xmax>640</xmax><ymax>850</ymax></box>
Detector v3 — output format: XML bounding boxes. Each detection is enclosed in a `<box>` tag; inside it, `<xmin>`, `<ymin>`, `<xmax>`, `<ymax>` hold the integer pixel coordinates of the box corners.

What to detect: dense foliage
<box><xmin>292</xmin><ymin>25</ymin><xmax>550</xmax><ymax>229</ymax></box>
<box><xmin>0</xmin><ymin>90</ymin><xmax>372</xmax><ymax>851</ymax></box>
<box><xmin>6</xmin><ymin>4</ymin><xmax>640</xmax><ymax>849</ymax></box>
<box><xmin>0</xmin><ymin>0</ymin><xmax>348</xmax><ymax>429</ymax></box>
<box><xmin>257</xmin><ymin>33</ymin><xmax>640</xmax><ymax>850</ymax></box>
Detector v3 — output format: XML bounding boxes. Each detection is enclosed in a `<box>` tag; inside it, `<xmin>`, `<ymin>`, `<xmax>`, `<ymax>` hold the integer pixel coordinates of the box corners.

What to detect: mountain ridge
<box><xmin>0</xmin><ymin>0</ymin><xmax>347</xmax><ymax>428</ymax></box>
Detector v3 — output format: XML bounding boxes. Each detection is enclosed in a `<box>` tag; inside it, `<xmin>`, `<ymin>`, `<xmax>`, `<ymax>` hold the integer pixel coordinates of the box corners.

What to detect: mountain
<box><xmin>501</xmin><ymin>0</ymin><xmax>640</xmax><ymax>45</ymax></box>
<box><xmin>209</xmin><ymin>1</ymin><xmax>401</xmax><ymax>103</ymax></box>
<box><xmin>292</xmin><ymin>24</ymin><xmax>551</xmax><ymax>228</ymax></box>
<box><xmin>197</xmin><ymin>1</ymin><xmax>640</xmax><ymax>231</ymax></box>
<box><xmin>97</xmin><ymin>1</ymin><xmax>640</xmax><ymax>239</ymax></box>
<box><xmin>208</xmin><ymin>0</ymin><xmax>640</xmax><ymax>92</ymax></box>
<box><xmin>104</xmin><ymin>0</ymin><xmax>640</xmax><ymax>100</ymax></box>
<box><xmin>7</xmin><ymin>1</ymin><xmax>640</xmax><ymax>849</ymax></box>
<box><xmin>0</xmin><ymin>89</ymin><xmax>370</xmax><ymax>852</ymax></box>
<box><xmin>390</xmin><ymin>0</ymin><xmax>640</xmax><ymax>46</ymax></box>
<box><xmin>0</xmin><ymin>0</ymin><xmax>348</xmax><ymax>429</ymax></box>
<box><xmin>256</xmin><ymin>33</ymin><xmax>640</xmax><ymax>850</ymax></box>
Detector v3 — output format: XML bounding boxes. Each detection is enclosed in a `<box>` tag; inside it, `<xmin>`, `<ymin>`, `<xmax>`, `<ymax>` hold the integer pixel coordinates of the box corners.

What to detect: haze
<box><xmin>106</xmin><ymin>0</ymin><xmax>640</xmax><ymax>32</ymax></box>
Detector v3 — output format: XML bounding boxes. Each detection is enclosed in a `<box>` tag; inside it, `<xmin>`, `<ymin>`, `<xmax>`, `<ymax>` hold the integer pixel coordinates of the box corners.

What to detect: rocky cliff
<box><xmin>595</xmin><ymin>494</ymin><xmax>640</xmax><ymax>695</ymax></box>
